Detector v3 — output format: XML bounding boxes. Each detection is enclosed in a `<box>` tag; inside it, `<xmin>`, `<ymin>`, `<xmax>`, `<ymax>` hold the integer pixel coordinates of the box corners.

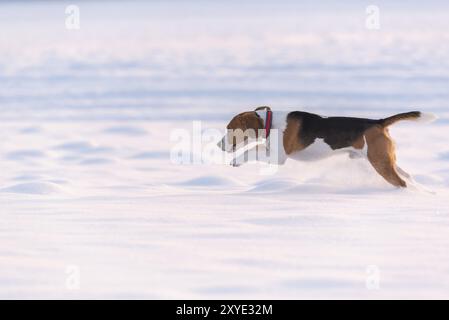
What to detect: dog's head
<box><xmin>217</xmin><ymin>107</ymin><xmax>269</xmax><ymax>153</ymax></box>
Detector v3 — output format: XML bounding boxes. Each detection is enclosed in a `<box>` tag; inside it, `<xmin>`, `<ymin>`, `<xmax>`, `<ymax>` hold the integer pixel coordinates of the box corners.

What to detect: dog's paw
<box><xmin>230</xmin><ymin>159</ymin><xmax>242</xmax><ymax>167</ymax></box>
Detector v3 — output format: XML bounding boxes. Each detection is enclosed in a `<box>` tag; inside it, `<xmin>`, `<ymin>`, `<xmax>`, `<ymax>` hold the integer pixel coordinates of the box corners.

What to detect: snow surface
<box><xmin>0</xmin><ymin>0</ymin><xmax>448</xmax><ymax>299</ymax></box>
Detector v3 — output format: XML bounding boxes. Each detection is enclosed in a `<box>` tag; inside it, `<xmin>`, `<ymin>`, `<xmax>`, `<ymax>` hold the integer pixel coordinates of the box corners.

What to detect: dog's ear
<box><xmin>254</xmin><ymin>106</ymin><xmax>271</xmax><ymax>112</ymax></box>
<box><xmin>227</xmin><ymin>112</ymin><xmax>263</xmax><ymax>138</ymax></box>
<box><xmin>244</xmin><ymin>112</ymin><xmax>264</xmax><ymax>133</ymax></box>
<box><xmin>240</xmin><ymin>112</ymin><xmax>264</xmax><ymax>132</ymax></box>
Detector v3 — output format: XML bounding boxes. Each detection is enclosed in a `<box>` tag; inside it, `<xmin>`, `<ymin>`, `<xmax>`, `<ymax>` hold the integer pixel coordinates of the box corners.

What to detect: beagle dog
<box><xmin>218</xmin><ymin>106</ymin><xmax>435</xmax><ymax>188</ymax></box>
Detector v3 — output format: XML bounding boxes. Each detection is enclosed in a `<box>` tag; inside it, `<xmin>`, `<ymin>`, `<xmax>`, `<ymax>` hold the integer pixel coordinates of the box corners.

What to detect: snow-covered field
<box><xmin>1</xmin><ymin>0</ymin><xmax>449</xmax><ymax>299</ymax></box>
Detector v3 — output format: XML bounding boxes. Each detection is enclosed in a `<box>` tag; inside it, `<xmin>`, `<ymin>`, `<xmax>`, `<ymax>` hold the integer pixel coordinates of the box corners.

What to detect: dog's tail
<box><xmin>379</xmin><ymin>111</ymin><xmax>437</xmax><ymax>127</ymax></box>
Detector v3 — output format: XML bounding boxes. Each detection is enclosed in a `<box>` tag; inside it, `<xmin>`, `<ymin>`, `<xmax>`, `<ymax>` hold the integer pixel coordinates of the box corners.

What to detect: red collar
<box><xmin>265</xmin><ymin>110</ymin><xmax>273</xmax><ymax>138</ymax></box>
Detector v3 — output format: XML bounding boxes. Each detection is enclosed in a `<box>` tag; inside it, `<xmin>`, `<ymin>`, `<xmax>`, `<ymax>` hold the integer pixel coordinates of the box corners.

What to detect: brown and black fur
<box><xmin>285</xmin><ymin>111</ymin><xmax>422</xmax><ymax>187</ymax></box>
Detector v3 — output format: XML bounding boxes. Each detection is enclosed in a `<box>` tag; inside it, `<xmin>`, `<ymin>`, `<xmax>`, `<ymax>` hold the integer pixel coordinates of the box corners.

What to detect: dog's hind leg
<box><xmin>365</xmin><ymin>126</ymin><xmax>407</xmax><ymax>188</ymax></box>
<box><xmin>396</xmin><ymin>166</ymin><xmax>411</xmax><ymax>179</ymax></box>
<box><xmin>369</xmin><ymin>157</ymin><xmax>406</xmax><ymax>188</ymax></box>
<box><xmin>396</xmin><ymin>165</ymin><xmax>423</xmax><ymax>190</ymax></box>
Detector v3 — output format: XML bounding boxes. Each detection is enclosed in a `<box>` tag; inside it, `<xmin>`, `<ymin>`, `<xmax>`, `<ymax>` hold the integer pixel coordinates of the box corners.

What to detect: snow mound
<box><xmin>131</xmin><ymin>151</ymin><xmax>169</xmax><ymax>160</ymax></box>
<box><xmin>6</xmin><ymin>150</ymin><xmax>46</xmax><ymax>160</ymax></box>
<box><xmin>103</xmin><ymin>126</ymin><xmax>147</xmax><ymax>136</ymax></box>
<box><xmin>247</xmin><ymin>179</ymin><xmax>299</xmax><ymax>193</ymax></box>
<box><xmin>54</xmin><ymin>141</ymin><xmax>112</xmax><ymax>154</ymax></box>
<box><xmin>0</xmin><ymin>182</ymin><xmax>64</xmax><ymax>195</ymax></box>
<box><xmin>178</xmin><ymin>175</ymin><xmax>242</xmax><ymax>187</ymax></box>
